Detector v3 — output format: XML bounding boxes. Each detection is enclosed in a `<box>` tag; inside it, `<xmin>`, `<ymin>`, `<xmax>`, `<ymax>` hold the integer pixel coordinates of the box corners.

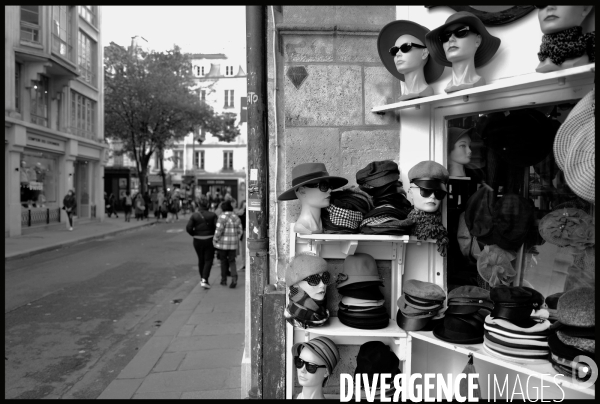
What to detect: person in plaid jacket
<box><xmin>213</xmin><ymin>200</ymin><xmax>243</xmax><ymax>288</ymax></box>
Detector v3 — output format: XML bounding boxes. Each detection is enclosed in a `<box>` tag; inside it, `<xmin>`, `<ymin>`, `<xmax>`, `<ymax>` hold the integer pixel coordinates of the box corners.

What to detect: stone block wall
<box><xmin>267</xmin><ymin>6</ymin><xmax>400</xmax><ymax>283</ymax></box>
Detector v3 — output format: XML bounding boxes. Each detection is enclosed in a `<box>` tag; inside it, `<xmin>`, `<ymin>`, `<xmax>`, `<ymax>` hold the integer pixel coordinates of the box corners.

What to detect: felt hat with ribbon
<box><xmin>425</xmin><ymin>11</ymin><xmax>501</xmax><ymax>68</ymax></box>
<box><xmin>278</xmin><ymin>163</ymin><xmax>348</xmax><ymax>201</ymax></box>
<box><xmin>377</xmin><ymin>20</ymin><xmax>445</xmax><ymax>83</ymax></box>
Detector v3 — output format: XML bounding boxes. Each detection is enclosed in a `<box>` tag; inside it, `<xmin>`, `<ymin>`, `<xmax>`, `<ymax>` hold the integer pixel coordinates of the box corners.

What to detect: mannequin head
<box><xmin>409</xmin><ymin>185</ymin><xmax>443</xmax><ymax>213</ymax></box>
<box><xmin>442</xmin><ymin>23</ymin><xmax>482</xmax><ymax>64</ymax></box>
<box><xmin>538</xmin><ymin>5</ymin><xmax>593</xmax><ymax>34</ymax></box>
<box><xmin>296</xmin><ymin>271</ymin><xmax>329</xmax><ymax>301</ymax></box>
<box><xmin>296</xmin><ymin>346</ymin><xmax>329</xmax><ymax>388</ymax></box>
<box><xmin>450</xmin><ymin>134</ymin><xmax>472</xmax><ymax>166</ymax></box>
<box><xmin>393</xmin><ymin>34</ymin><xmax>429</xmax><ymax>76</ymax></box>
<box><xmin>295</xmin><ymin>181</ymin><xmax>332</xmax><ymax>209</ymax></box>
<box><xmin>21</xmin><ymin>160</ymin><xmax>27</xmax><ymax>168</ymax></box>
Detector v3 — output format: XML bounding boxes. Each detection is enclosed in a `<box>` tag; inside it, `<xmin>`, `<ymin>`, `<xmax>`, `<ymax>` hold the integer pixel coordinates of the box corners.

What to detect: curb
<box><xmin>5</xmin><ymin>221</ymin><xmax>157</xmax><ymax>262</ymax></box>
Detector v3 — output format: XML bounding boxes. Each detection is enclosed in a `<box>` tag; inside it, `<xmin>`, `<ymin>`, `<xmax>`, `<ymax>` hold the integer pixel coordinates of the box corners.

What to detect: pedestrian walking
<box><xmin>156</xmin><ymin>190</ymin><xmax>165</xmax><ymax>222</ymax></box>
<box><xmin>143</xmin><ymin>191</ymin><xmax>151</xmax><ymax>220</ymax></box>
<box><xmin>213</xmin><ymin>200</ymin><xmax>243</xmax><ymax>288</ymax></box>
<box><xmin>62</xmin><ymin>189</ymin><xmax>77</xmax><ymax>231</ymax></box>
<box><xmin>166</xmin><ymin>195</ymin><xmax>179</xmax><ymax>223</ymax></box>
<box><xmin>107</xmin><ymin>192</ymin><xmax>119</xmax><ymax>218</ymax></box>
<box><xmin>186</xmin><ymin>196</ymin><xmax>218</xmax><ymax>289</ymax></box>
<box><xmin>104</xmin><ymin>192</ymin><xmax>109</xmax><ymax>215</ymax></box>
<box><xmin>234</xmin><ymin>199</ymin><xmax>247</xmax><ymax>271</ymax></box>
<box><xmin>134</xmin><ymin>193</ymin><xmax>145</xmax><ymax>221</ymax></box>
<box><xmin>122</xmin><ymin>190</ymin><xmax>133</xmax><ymax>222</ymax></box>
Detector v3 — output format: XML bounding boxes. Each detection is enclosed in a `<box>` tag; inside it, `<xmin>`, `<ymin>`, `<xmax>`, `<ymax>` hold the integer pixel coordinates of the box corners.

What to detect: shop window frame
<box><xmin>20</xmin><ymin>6</ymin><xmax>41</xmax><ymax>44</ymax></box>
<box><xmin>78</xmin><ymin>5</ymin><xmax>97</xmax><ymax>27</ymax></box>
<box><xmin>77</xmin><ymin>30</ymin><xmax>97</xmax><ymax>87</ymax></box>
<box><xmin>30</xmin><ymin>75</ymin><xmax>50</xmax><ymax>127</ymax></box>
<box><xmin>51</xmin><ymin>6</ymin><xmax>74</xmax><ymax>62</ymax></box>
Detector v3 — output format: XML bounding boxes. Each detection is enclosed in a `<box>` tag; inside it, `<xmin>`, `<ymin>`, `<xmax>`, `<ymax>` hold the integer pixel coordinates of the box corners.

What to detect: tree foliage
<box><xmin>104</xmin><ymin>42</ymin><xmax>240</xmax><ymax>193</ymax></box>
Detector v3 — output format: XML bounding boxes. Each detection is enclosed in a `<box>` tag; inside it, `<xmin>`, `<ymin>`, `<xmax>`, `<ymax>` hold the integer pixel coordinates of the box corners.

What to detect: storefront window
<box><xmin>445</xmin><ymin>102</ymin><xmax>593</xmax><ymax>298</ymax></box>
<box><xmin>20</xmin><ymin>151</ymin><xmax>58</xmax><ymax>208</ymax></box>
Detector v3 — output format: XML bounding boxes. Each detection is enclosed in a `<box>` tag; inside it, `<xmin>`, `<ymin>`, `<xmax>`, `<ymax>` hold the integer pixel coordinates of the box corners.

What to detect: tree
<box><xmin>104</xmin><ymin>42</ymin><xmax>240</xmax><ymax>194</ymax></box>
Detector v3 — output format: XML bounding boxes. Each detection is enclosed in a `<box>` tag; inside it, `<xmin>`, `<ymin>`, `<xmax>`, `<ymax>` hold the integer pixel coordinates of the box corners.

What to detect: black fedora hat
<box><xmin>433</xmin><ymin>314</ymin><xmax>484</xmax><ymax>344</ymax></box>
<box><xmin>425</xmin><ymin>11</ymin><xmax>501</xmax><ymax>68</ymax></box>
<box><xmin>278</xmin><ymin>163</ymin><xmax>348</xmax><ymax>201</ymax></box>
<box><xmin>377</xmin><ymin>20</ymin><xmax>445</xmax><ymax>84</ymax></box>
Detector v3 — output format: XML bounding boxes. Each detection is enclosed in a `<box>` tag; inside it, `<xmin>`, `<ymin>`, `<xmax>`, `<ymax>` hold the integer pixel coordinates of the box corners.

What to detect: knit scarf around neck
<box><xmin>407</xmin><ymin>208</ymin><xmax>449</xmax><ymax>257</ymax></box>
<box><xmin>538</xmin><ymin>26</ymin><xmax>595</xmax><ymax>65</ymax></box>
<box><xmin>285</xmin><ymin>288</ymin><xmax>329</xmax><ymax>328</ymax></box>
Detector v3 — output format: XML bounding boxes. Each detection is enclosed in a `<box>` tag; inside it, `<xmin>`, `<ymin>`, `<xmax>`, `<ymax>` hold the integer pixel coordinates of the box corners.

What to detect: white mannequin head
<box><xmin>442</xmin><ymin>23</ymin><xmax>482</xmax><ymax>64</ymax></box>
<box><xmin>538</xmin><ymin>5</ymin><xmax>593</xmax><ymax>34</ymax></box>
<box><xmin>296</xmin><ymin>346</ymin><xmax>329</xmax><ymax>388</ymax></box>
<box><xmin>409</xmin><ymin>185</ymin><xmax>443</xmax><ymax>213</ymax></box>
<box><xmin>450</xmin><ymin>134</ymin><xmax>472</xmax><ymax>166</ymax></box>
<box><xmin>394</xmin><ymin>34</ymin><xmax>429</xmax><ymax>76</ymax></box>
<box><xmin>296</xmin><ymin>275</ymin><xmax>328</xmax><ymax>301</ymax></box>
<box><xmin>295</xmin><ymin>181</ymin><xmax>331</xmax><ymax>209</ymax></box>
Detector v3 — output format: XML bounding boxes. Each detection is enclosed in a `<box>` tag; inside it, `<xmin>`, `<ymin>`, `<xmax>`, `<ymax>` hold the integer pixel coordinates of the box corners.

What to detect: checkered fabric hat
<box><xmin>326</xmin><ymin>205</ymin><xmax>363</xmax><ymax>230</ymax></box>
<box><xmin>360</xmin><ymin>215</ymin><xmax>397</xmax><ymax>228</ymax></box>
<box><xmin>554</xmin><ymin>89</ymin><xmax>595</xmax><ymax>171</ymax></box>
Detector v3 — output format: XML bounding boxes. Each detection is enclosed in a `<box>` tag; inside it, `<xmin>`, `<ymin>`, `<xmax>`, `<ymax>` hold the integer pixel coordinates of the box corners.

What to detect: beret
<box><xmin>446</xmin><ymin>286</ymin><xmax>494</xmax><ymax>315</ymax></box>
<box><xmin>336</xmin><ymin>253</ymin><xmax>381</xmax><ymax>288</ymax></box>
<box><xmin>292</xmin><ymin>336</ymin><xmax>340</xmax><ymax>375</ymax></box>
<box><xmin>285</xmin><ymin>253</ymin><xmax>328</xmax><ymax>287</ymax></box>
<box><xmin>403</xmin><ymin>279</ymin><xmax>446</xmax><ymax>303</ymax></box>
<box><xmin>356</xmin><ymin>160</ymin><xmax>400</xmax><ymax>188</ymax></box>
<box><xmin>408</xmin><ymin>160</ymin><xmax>449</xmax><ymax>192</ymax></box>
<box><xmin>354</xmin><ymin>341</ymin><xmax>401</xmax><ymax>381</ymax></box>
<box><xmin>557</xmin><ymin>287</ymin><xmax>595</xmax><ymax>328</ymax></box>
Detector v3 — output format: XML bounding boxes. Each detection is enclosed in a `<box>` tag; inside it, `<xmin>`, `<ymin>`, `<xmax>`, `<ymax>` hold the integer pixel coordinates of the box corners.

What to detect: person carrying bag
<box><xmin>186</xmin><ymin>196</ymin><xmax>218</xmax><ymax>289</ymax></box>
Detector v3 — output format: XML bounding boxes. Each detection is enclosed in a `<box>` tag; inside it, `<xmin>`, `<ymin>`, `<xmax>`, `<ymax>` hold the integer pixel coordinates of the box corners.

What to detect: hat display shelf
<box><xmin>285</xmin><ymin>223</ymin><xmax>438</xmax><ymax>399</ymax></box>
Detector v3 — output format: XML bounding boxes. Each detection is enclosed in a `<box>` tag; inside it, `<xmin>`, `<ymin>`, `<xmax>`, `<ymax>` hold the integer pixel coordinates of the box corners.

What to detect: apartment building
<box><xmin>5</xmin><ymin>6</ymin><xmax>107</xmax><ymax>236</ymax></box>
<box><xmin>148</xmin><ymin>53</ymin><xmax>248</xmax><ymax>203</ymax></box>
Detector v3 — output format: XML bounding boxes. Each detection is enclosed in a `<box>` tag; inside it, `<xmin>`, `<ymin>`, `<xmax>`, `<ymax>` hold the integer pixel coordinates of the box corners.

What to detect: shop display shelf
<box><xmin>293</xmin><ymin>317</ymin><xmax>407</xmax><ymax>340</ymax></box>
<box><xmin>409</xmin><ymin>330</ymin><xmax>595</xmax><ymax>397</ymax></box>
<box><xmin>371</xmin><ymin>63</ymin><xmax>595</xmax><ymax>113</ymax></box>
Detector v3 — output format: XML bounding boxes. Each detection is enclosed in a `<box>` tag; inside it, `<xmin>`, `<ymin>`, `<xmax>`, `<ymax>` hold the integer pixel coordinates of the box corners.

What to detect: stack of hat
<box><xmin>544</xmin><ymin>292</ymin><xmax>564</xmax><ymax>323</ymax></box>
<box><xmin>356</xmin><ymin>160</ymin><xmax>414</xmax><ymax>235</ymax></box>
<box><xmin>483</xmin><ymin>286</ymin><xmax>551</xmax><ymax>363</ymax></box>
<box><xmin>337</xmin><ymin>253</ymin><xmax>389</xmax><ymax>330</ymax></box>
<box><xmin>353</xmin><ymin>341</ymin><xmax>401</xmax><ymax>401</ymax></box>
<box><xmin>322</xmin><ymin>186</ymin><xmax>373</xmax><ymax>234</ymax></box>
<box><xmin>433</xmin><ymin>286</ymin><xmax>492</xmax><ymax>343</ymax></box>
<box><xmin>397</xmin><ymin>280</ymin><xmax>446</xmax><ymax>331</ymax></box>
<box><xmin>548</xmin><ymin>287</ymin><xmax>595</xmax><ymax>382</ymax></box>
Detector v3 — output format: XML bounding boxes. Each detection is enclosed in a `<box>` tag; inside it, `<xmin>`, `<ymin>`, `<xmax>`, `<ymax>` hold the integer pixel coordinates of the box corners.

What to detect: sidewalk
<box><xmin>98</xmin><ymin>266</ymin><xmax>245</xmax><ymax>399</ymax></box>
<box><xmin>5</xmin><ymin>216</ymin><xmax>156</xmax><ymax>262</ymax></box>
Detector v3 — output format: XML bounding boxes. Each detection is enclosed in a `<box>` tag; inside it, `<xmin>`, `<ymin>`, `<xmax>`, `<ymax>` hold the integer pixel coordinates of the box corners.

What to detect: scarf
<box><xmin>285</xmin><ymin>287</ymin><xmax>329</xmax><ymax>328</ymax></box>
<box><xmin>407</xmin><ymin>208</ymin><xmax>449</xmax><ymax>257</ymax></box>
<box><xmin>538</xmin><ymin>26</ymin><xmax>595</xmax><ymax>66</ymax></box>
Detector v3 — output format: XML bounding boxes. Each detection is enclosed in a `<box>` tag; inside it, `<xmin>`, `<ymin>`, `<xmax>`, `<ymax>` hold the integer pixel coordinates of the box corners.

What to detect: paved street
<box><xmin>5</xmin><ymin>218</ymin><xmax>245</xmax><ymax>399</ymax></box>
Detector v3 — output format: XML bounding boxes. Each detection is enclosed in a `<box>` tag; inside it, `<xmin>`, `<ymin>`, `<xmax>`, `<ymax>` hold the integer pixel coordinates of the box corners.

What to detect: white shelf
<box><xmin>297</xmin><ymin>233</ymin><xmax>435</xmax><ymax>243</ymax></box>
<box><xmin>409</xmin><ymin>331</ymin><xmax>595</xmax><ymax>397</ymax></box>
<box><xmin>294</xmin><ymin>317</ymin><xmax>407</xmax><ymax>339</ymax></box>
<box><xmin>371</xmin><ymin>63</ymin><xmax>595</xmax><ymax>113</ymax></box>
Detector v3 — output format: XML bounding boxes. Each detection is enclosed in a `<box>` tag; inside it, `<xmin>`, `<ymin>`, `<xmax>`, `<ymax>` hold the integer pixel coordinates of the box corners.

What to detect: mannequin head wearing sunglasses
<box><xmin>296</xmin><ymin>347</ymin><xmax>329</xmax><ymax>397</ymax></box>
<box><xmin>536</xmin><ymin>6</ymin><xmax>594</xmax><ymax>73</ymax></box>
<box><xmin>294</xmin><ymin>180</ymin><xmax>332</xmax><ymax>235</ymax></box>
<box><xmin>407</xmin><ymin>160</ymin><xmax>449</xmax><ymax>213</ymax></box>
<box><xmin>392</xmin><ymin>34</ymin><xmax>433</xmax><ymax>100</ymax></box>
<box><xmin>441</xmin><ymin>23</ymin><xmax>484</xmax><ymax>93</ymax></box>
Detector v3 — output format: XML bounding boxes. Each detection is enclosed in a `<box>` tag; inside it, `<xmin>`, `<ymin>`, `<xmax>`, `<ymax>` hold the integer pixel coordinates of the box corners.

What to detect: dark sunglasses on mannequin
<box><xmin>294</xmin><ymin>356</ymin><xmax>327</xmax><ymax>374</ymax></box>
<box><xmin>439</xmin><ymin>25</ymin><xmax>477</xmax><ymax>43</ymax></box>
<box><xmin>389</xmin><ymin>42</ymin><xmax>427</xmax><ymax>56</ymax></box>
<box><xmin>410</xmin><ymin>186</ymin><xmax>447</xmax><ymax>200</ymax></box>
<box><xmin>302</xmin><ymin>271</ymin><xmax>331</xmax><ymax>286</ymax></box>
<box><xmin>302</xmin><ymin>180</ymin><xmax>331</xmax><ymax>193</ymax></box>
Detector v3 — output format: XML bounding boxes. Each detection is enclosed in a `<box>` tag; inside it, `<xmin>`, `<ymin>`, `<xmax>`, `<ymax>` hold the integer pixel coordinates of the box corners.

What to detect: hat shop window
<box><xmin>444</xmin><ymin>99</ymin><xmax>594</xmax><ymax>298</ymax></box>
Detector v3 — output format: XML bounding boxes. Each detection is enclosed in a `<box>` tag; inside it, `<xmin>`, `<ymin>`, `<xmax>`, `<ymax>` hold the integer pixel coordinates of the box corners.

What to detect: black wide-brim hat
<box><xmin>425</xmin><ymin>11</ymin><xmax>501</xmax><ymax>68</ymax></box>
<box><xmin>433</xmin><ymin>314</ymin><xmax>484</xmax><ymax>344</ymax></box>
<box><xmin>278</xmin><ymin>163</ymin><xmax>348</xmax><ymax>201</ymax></box>
<box><xmin>377</xmin><ymin>20</ymin><xmax>445</xmax><ymax>84</ymax></box>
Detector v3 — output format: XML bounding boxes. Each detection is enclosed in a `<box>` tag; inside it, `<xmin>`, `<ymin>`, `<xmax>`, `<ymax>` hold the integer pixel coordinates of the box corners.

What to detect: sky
<box><xmin>101</xmin><ymin>6</ymin><xmax>246</xmax><ymax>60</ymax></box>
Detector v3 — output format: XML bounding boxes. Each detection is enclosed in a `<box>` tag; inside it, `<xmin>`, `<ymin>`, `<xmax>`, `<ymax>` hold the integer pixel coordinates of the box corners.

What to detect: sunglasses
<box><xmin>439</xmin><ymin>26</ymin><xmax>476</xmax><ymax>43</ymax></box>
<box><xmin>410</xmin><ymin>186</ymin><xmax>447</xmax><ymax>200</ymax></box>
<box><xmin>294</xmin><ymin>356</ymin><xmax>327</xmax><ymax>374</ymax></box>
<box><xmin>302</xmin><ymin>180</ymin><xmax>331</xmax><ymax>193</ymax></box>
<box><xmin>389</xmin><ymin>42</ymin><xmax>427</xmax><ymax>56</ymax></box>
<box><xmin>302</xmin><ymin>271</ymin><xmax>331</xmax><ymax>286</ymax></box>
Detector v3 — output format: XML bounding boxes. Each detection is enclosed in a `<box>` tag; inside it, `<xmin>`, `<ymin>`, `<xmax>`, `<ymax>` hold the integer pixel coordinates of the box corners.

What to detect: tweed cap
<box><xmin>548</xmin><ymin>333</ymin><xmax>586</xmax><ymax>362</ymax></box>
<box><xmin>557</xmin><ymin>331</ymin><xmax>595</xmax><ymax>354</ymax></box>
<box><xmin>356</xmin><ymin>160</ymin><xmax>400</xmax><ymax>188</ymax></box>
<box><xmin>490</xmin><ymin>286</ymin><xmax>544</xmax><ymax>323</ymax></box>
<box><xmin>354</xmin><ymin>341</ymin><xmax>401</xmax><ymax>381</ymax></box>
<box><xmin>292</xmin><ymin>336</ymin><xmax>340</xmax><ymax>375</ymax></box>
<box><xmin>336</xmin><ymin>253</ymin><xmax>381</xmax><ymax>288</ymax></box>
<box><xmin>557</xmin><ymin>287</ymin><xmax>595</xmax><ymax>328</ymax></box>
<box><xmin>538</xmin><ymin>208</ymin><xmax>594</xmax><ymax>250</ymax></box>
<box><xmin>285</xmin><ymin>253</ymin><xmax>328</xmax><ymax>287</ymax></box>
<box><xmin>446</xmin><ymin>286</ymin><xmax>493</xmax><ymax>315</ymax></box>
<box><xmin>408</xmin><ymin>160</ymin><xmax>449</xmax><ymax>192</ymax></box>
<box><xmin>403</xmin><ymin>279</ymin><xmax>446</xmax><ymax>303</ymax></box>
<box><xmin>425</xmin><ymin>11</ymin><xmax>501</xmax><ymax>68</ymax></box>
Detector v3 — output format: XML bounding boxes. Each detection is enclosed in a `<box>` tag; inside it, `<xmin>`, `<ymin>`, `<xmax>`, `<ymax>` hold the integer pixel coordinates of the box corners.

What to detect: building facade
<box><xmin>5</xmin><ymin>6</ymin><xmax>107</xmax><ymax>237</ymax></box>
<box><xmin>148</xmin><ymin>53</ymin><xmax>248</xmax><ymax>202</ymax></box>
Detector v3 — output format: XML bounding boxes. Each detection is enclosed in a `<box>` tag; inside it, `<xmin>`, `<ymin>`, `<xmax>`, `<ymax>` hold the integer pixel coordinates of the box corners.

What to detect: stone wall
<box><xmin>268</xmin><ymin>6</ymin><xmax>400</xmax><ymax>283</ymax></box>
